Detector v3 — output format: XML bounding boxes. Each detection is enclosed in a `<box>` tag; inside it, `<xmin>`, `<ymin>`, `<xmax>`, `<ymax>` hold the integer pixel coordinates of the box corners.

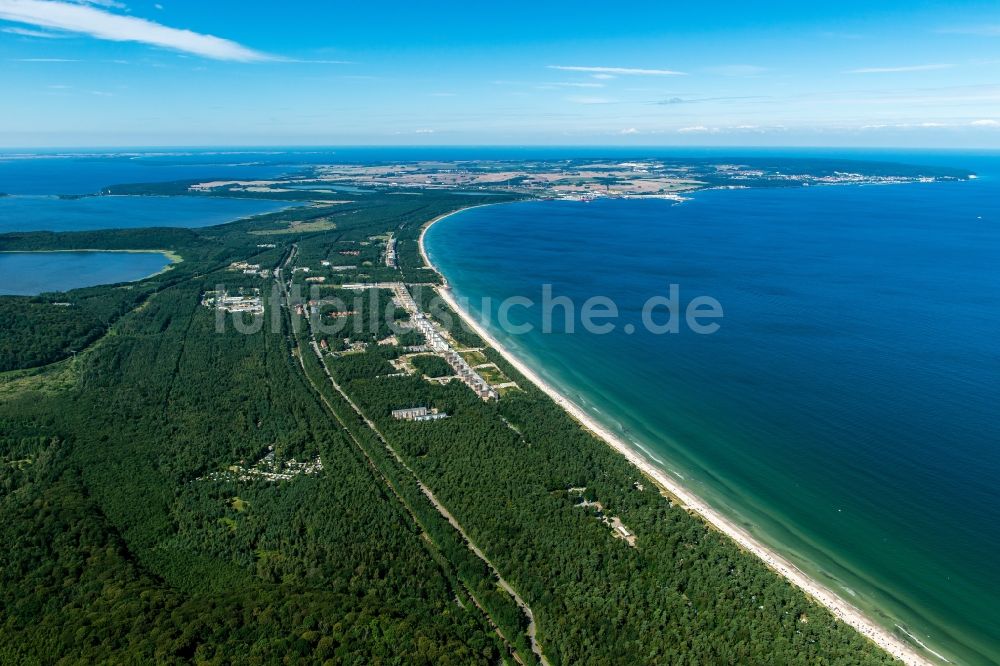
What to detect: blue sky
<box><xmin>2</xmin><ymin>0</ymin><xmax>1000</xmax><ymax>147</ymax></box>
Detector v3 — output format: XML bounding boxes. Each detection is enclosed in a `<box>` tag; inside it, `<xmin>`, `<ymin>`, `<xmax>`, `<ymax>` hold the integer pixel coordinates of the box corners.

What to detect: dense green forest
<box><xmin>0</xmin><ymin>284</ymin><xmax>151</xmax><ymax>371</ymax></box>
<box><xmin>410</xmin><ymin>354</ymin><xmax>453</xmax><ymax>378</ymax></box>
<box><xmin>0</xmin><ymin>188</ymin><xmax>897</xmax><ymax>664</ymax></box>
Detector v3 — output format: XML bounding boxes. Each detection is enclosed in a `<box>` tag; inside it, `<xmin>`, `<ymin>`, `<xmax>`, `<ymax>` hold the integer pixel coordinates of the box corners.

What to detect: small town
<box><xmin>325</xmin><ymin>281</ymin><xmax>503</xmax><ymax>400</ymax></box>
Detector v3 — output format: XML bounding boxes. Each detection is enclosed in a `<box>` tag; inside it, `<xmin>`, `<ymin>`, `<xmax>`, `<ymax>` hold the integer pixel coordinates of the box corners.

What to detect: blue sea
<box><xmin>425</xmin><ymin>151</ymin><xmax>1000</xmax><ymax>665</ymax></box>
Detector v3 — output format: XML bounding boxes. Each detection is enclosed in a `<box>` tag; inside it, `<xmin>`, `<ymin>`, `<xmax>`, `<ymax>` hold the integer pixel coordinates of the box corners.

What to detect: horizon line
<box><xmin>1</xmin><ymin>143</ymin><xmax>999</xmax><ymax>152</ymax></box>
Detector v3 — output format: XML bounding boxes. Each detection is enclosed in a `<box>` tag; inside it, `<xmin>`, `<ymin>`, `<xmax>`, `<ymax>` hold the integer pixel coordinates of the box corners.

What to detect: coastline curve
<box><xmin>418</xmin><ymin>202</ymin><xmax>934</xmax><ymax>666</ymax></box>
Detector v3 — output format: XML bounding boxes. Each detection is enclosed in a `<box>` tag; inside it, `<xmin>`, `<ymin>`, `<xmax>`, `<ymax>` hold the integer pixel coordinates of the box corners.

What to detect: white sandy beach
<box><xmin>418</xmin><ymin>206</ymin><xmax>933</xmax><ymax>666</ymax></box>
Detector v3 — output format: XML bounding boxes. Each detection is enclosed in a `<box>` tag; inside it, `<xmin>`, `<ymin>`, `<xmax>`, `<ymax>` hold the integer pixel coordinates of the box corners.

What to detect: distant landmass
<box><xmin>99</xmin><ymin>156</ymin><xmax>973</xmax><ymax>202</ymax></box>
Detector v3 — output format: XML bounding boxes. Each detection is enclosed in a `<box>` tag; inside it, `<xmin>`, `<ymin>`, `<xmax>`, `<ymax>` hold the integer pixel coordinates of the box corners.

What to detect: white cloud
<box><xmin>673</xmin><ymin>124</ymin><xmax>789</xmax><ymax>134</ymax></box>
<box><xmin>0</xmin><ymin>0</ymin><xmax>273</xmax><ymax>61</ymax></box>
<box><xmin>655</xmin><ymin>95</ymin><xmax>769</xmax><ymax>106</ymax></box>
<box><xmin>414</xmin><ymin>128</ymin><xmax>435</xmax><ymax>134</ymax></box>
<box><xmin>2</xmin><ymin>25</ymin><xmax>61</xmax><ymax>36</ymax></box>
<box><xmin>879</xmin><ymin>120</ymin><xmax>1000</xmax><ymax>129</ymax></box>
<box><xmin>858</xmin><ymin>122</ymin><xmax>953</xmax><ymax>130</ymax></box>
<box><xmin>548</xmin><ymin>65</ymin><xmax>686</xmax><ymax>76</ymax></box>
<box><xmin>620</xmin><ymin>127</ymin><xmax>639</xmax><ymax>135</ymax></box>
<box><xmin>846</xmin><ymin>64</ymin><xmax>954</xmax><ymax>74</ymax></box>
<box><xmin>70</xmin><ymin>0</ymin><xmax>126</xmax><ymax>8</ymax></box>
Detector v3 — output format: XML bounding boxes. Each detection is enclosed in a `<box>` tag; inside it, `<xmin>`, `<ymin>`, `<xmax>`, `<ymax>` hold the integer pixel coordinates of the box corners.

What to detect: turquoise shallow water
<box><xmin>425</xmin><ymin>161</ymin><xmax>1000</xmax><ymax>665</ymax></box>
<box><xmin>0</xmin><ymin>251</ymin><xmax>173</xmax><ymax>295</ymax></box>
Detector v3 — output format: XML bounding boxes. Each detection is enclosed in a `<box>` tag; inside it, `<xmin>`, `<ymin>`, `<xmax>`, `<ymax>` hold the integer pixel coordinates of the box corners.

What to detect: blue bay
<box><xmin>425</xmin><ymin>156</ymin><xmax>1000</xmax><ymax>665</ymax></box>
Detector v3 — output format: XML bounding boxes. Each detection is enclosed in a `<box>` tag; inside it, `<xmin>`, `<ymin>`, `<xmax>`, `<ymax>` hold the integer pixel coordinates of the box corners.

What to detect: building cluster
<box><xmin>297</xmin><ymin>299</ymin><xmax>356</xmax><ymax>319</ymax></box>
<box><xmin>342</xmin><ymin>281</ymin><xmax>402</xmax><ymax>290</ymax></box>
<box><xmin>444</xmin><ymin>349</ymin><xmax>499</xmax><ymax>400</ymax></box>
<box><xmin>607</xmin><ymin>516</ymin><xmax>636</xmax><ymax>546</ymax></box>
<box><xmin>333</xmin><ymin>282</ymin><xmax>500</xmax><ymax>399</ymax></box>
<box><xmin>385</xmin><ymin>235</ymin><xmax>397</xmax><ymax>268</ymax></box>
<box><xmin>388</xmin><ymin>283</ymin><xmax>498</xmax><ymax>400</ymax></box>
<box><xmin>391</xmin><ymin>406</ymin><xmax>449</xmax><ymax>422</ymax></box>
<box><xmin>201</xmin><ymin>289</ymin><xmax>263</xmax><ymax>314</ymax></box>
<box><xmin>412</xmin><ymin>313</ymin><xmax>449</xmax><ymax>352</ymax></box>
<box><xmin>571</xmin><ymin>488</ymin><xmax>637</xmax><ymax>547</ymax></box>
<box><xmin>411</xmin><ymin>312</ymin><xmax>497</xmax><ymax>399</ymax></box>
<box><xmin>198</xmin><ymin>447</ymin><xmax>324</xmax><ymax>483</ymax></box>
<box><xmin>230</xmin><ymin>260</ymin><xmax>269</xmax><ymax>278</ymax></box>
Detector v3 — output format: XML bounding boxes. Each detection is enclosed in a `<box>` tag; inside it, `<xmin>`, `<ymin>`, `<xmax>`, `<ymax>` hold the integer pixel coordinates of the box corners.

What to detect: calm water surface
<box><xmin>0</xmin><ymin>195</ymin><xmax>291</xmax><ymax>234</ymax></box>
<box><xmin>426</xmin><ymin>157</ymin><xmax>1000</xmax><ymax>665</ymax></box>
<box><xmin>0</xmin><ymin>251</ymin><xmax>173</xmax><ymax>295</ymax></box>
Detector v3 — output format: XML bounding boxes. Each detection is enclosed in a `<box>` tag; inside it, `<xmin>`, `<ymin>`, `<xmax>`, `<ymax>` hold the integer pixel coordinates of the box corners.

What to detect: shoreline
<box><xmin>418</xmin><ymin>203</ymin><xmax>933</xmax><ymax>666</ymax></box>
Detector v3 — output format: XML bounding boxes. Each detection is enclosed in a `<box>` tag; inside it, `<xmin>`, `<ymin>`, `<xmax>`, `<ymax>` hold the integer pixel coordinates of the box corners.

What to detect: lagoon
<box><xmin>0</xmin><ymin>195</ymin><xmax>291</xmax><ymax>234</ymax></box>
<box><xmin>0</xmin><ymin>251</ymin><xmax>174</xmax><ymax>295</ymax></box>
